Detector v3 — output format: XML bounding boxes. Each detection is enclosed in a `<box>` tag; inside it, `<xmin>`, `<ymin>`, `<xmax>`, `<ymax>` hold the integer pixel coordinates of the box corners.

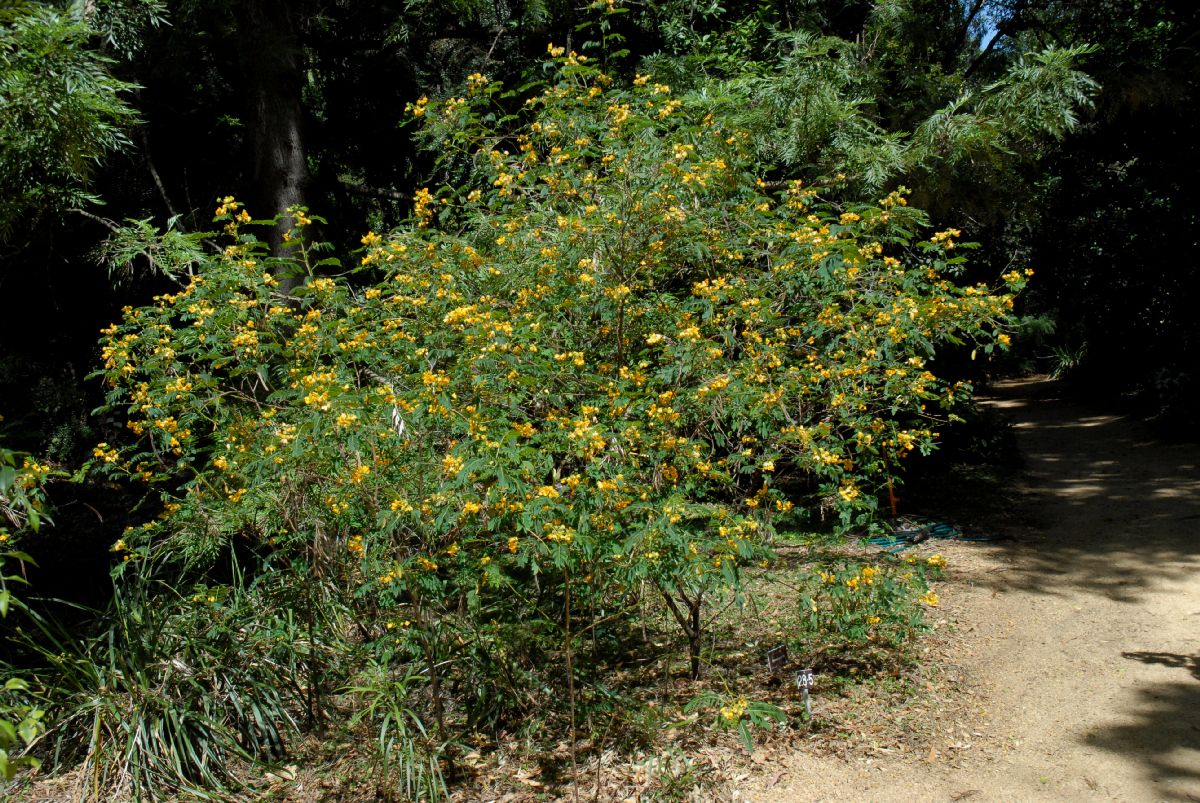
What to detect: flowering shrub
<box><xmin>799</xmin><ymin>553</ymin><xmax>947</xmax><ymax>669</ymax></box>
<box><xmin>0</xmin><ymin>444</ymin><xmax>54</xmax><ymax>780</ymax></box>
<box><xmin>0</xmin><ymin>446</ymin><xmax>54</xmax><ymax>549</ymax></box>
<box><xmin>92</xmin><ymin>52</ymin><xmax>1018</xmax><ymax>742</ymax></box>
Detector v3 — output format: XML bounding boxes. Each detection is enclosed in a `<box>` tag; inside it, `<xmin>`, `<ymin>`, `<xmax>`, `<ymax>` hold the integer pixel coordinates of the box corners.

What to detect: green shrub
<box><xmin>16</xmin><ymin>574</ymin><xmax>301</xmax><ymax>799</ymax></box>
<box><xmin>798</xmin><ymin>553</ymin><xmax>946</xmax><ymax>671</ymax></box>
<box><xmin>82</xmin><ymin>51</ymin><xmax>1017</xmax><ymax>790</ymax></box>
<box><xmin>0</xmin><ymin>446</ymin><xmax>54</xmax><ymax>784</ymax></box>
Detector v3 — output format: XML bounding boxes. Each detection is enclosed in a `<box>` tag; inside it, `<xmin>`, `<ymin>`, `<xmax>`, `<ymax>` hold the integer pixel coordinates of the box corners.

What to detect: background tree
<box><xmin>995</xmin><ymin>0</ymin><xmax>1200</xmax><ymax>424</ymax></box>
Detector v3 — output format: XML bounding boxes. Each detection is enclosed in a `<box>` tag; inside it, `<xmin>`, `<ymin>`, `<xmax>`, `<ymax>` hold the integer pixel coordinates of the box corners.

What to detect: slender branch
<box><xmin>482</xmin><ymin>18</ymin><xmax>507</xmax><ymax>66</ymax></box>
<box><xmin>140</xmin><ymin>129</ymin><xmax>181</xmax><ymax>222</ymax></box>
<box><xmin>964</xmin><ymin>23</ymin><xmax>1008</xmax><ymax>80</ymax></box>
<box><xmin>338</xmin><ymin>179</ymin><xmax>409</xmax><ymax>201</ymax></box>
<box><xmin>564</xmin><ymin>572</ymin><xmax>580</xmax><ymax>801</ymax></box>
<box><xmin>658</xmin><ymin>585</ymin><xmax>695</xmax><ymax>638</ymax></box>
<box><xmin>959</xmin><ymin>0</ymin><xmax>987</xmax><ymax>48</ymax></box>
<box><xmin>70</xmin><ymin>207</ymin><xmax>121</xmax><ymax>234</ymax></box>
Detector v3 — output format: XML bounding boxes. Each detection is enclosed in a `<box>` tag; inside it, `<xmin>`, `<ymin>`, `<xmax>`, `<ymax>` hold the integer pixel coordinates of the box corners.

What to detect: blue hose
<box><xmin>864</xmin><ymin>515</ymin><xmax>1001</xmax><ymax>552</ymax></box>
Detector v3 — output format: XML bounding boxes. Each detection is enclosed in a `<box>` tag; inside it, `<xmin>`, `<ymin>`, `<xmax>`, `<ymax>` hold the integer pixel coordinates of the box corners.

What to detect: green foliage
<box><xmin>0</xmin><ymin>676</ymin><xmax>45</xmax><ymax>782</ymax></box>
<box><xmin>0</xmin><ymin>446</ymin><xmax>55</xmax><ymax>540</ymax></box>
<box><xmin>86</xmin><ymin>51</ymin><xmax>1014</xmax><ymax>752</ymax></box>
<box><xmin>0</xmin><ymin>2</ymin><xmax>139</xmax><ymax>239</ymax></box>
<box><xmin>3</xmin><ymin>0</ymin><xmax>1187</xmax><ymax>795</ymax></box>
<box><xmin>0</xmin><ymin>446</ymin><xmax>51</xmax><ymax>783</ymax></box>
<box><xmin>683</xmin><ymin>692</ymin><xmax>786</xmax><ymax>751</ymax></box>
<box><xmin>716</xmin><ymin>32</ymin><xmax>1097</xmax><ymax>197</ymax></box>
<box><xmin>1004</xmin><ymin>1</ymin><xmax>1200</xmax><ymax>424</ymax></box>
<box><xmin>77</xmin><ymin>0</ymin><xmax>169</xmax><ymax>59</ymax></box>
<box><xmin>798</xmin><ymin>553</ymin><xmax>945</xmax><ymax>670</ymax></box>
<box><xmin>18</xmin><ymin>573</ymin><xmax>303</xmax><ymax>800</ymax></box>
<box><xmin>93</xmin><ymin>216</ymin><xmax>211</xmax><ymax>284</ymax></box>
<box><xmin>345</xmin><ymin>662</ymin><xmax>447</xmax><ymax>800</ymax></box>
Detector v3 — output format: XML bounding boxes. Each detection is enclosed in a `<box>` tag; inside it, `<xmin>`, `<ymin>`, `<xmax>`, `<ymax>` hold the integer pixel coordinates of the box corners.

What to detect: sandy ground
<box><xmin>740</xmin><ymin>377</ymin><xmax>1200</xmax><ymax>802</ymax></box>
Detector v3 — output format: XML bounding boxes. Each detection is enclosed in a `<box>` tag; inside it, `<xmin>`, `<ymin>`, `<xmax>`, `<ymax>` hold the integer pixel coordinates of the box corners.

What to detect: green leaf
<box><xmin>738</xmin><ymin>721</ymin><xmax>754</xmax><ymax>752</ymax></box>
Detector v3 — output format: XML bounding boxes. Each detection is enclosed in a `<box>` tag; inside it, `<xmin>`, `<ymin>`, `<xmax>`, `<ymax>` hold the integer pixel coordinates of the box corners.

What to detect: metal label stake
<box><xmin>796</xmin><ymin>667</ymin><xmax>815</xmax><ymax>718</ymax></box>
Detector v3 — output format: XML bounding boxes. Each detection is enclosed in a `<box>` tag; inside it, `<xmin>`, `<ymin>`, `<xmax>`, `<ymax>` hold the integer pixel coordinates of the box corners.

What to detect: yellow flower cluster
<box><xmin>719</xmin><ymin>697</ymin><xmax>748</xmax><ymax>723</ymax></box>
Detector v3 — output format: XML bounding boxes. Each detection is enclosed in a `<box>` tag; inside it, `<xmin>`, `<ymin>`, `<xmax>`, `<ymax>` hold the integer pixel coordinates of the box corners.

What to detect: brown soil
<box><xmin>740</xmin><ymin>376</ymin><xmax>1200</xmax><ymax>802</ymax></box>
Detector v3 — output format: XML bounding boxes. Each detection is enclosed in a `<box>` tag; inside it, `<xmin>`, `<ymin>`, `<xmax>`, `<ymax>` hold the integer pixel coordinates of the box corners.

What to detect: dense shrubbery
<box><xmin>1</xmin><ymin>446</ymin><xmax>55</xmax><ymax>780</ymax></box>
<box><xmin>12</xmin><ymin>54</ymin><xmax>1020</xmax><ymax>798</ymax></box>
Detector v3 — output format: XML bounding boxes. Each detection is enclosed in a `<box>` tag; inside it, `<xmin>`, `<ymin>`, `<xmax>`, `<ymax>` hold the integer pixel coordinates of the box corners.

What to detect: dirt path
<box><xmin>743</xmin><ymin>377</ymin><xmax>1200</xmax><ymax>802</ymax></box>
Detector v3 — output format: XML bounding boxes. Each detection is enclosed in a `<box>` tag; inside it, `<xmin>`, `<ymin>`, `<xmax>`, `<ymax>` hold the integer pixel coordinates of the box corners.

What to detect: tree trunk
<box><xmin>238</xmin><ymin>0</ymin><xmax>309</xmax><ymax>291</ymax></box>
<box><xmin>659</xmin><ymin>584</ymin><xmax>705</xmax><ymax>680</ymax></box>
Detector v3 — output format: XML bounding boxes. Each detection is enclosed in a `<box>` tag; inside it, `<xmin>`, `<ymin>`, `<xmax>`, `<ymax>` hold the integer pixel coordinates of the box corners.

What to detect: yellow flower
<box><xmin>921</xmin><ymin>591</ymin><xmax>939</xmax><ymax>606</ymax></box>
<box><xmin>507</xmin><ymin>536</ymin><xmax>519</xmax><ymax>553</ymax></box>
<box><xmin>927</xmin><ymin>554</ymin><xmax>947</xmax><ymax>569</ymax></box>
<box><xmin>719</xmin><ymin>697</ymin><xmax>747</xmax><ymax>723</ymax></box>
<box><xmin>467</xmin><ymin>72</ymin><xmax>489</xmax><ymax>92</ymax></box>
<box><xmin>546</xmin><ymin>524</ymin><xmax>575</xmax><ymax>543</ymax></box>
<box><xmin>93</xmin><ymin>444</ymin><xmax>120</xmax><ymax>464</ymax></box>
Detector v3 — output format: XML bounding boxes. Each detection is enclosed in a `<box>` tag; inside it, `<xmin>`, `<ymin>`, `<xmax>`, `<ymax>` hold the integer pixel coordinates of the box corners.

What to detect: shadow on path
<box><xmin>974</xmin><ymin>377</ymin><xmax>1200</xmax><ymax>603</ymax></box>
<box><xmin>977</xmin><ymin>378</ymin><xmax>1200</xmax><ymax>799</ymax></box>
<box><xmin>1084</xmin><ymin>652</ymin><xmax>1200</xmax><ymax>798</ymax></box>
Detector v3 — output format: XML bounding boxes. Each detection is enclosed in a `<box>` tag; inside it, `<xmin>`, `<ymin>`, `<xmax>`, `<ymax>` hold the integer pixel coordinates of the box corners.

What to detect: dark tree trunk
<box><xmin>238</xmin><ymin>0</ymin><xmax>309</xmax><ymax>290</ymax></box>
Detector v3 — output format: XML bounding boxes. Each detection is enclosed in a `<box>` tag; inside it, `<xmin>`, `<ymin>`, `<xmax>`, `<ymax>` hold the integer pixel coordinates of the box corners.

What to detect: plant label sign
<box><xmin>796</xmin><ymin>667</ymin><xmax>815</xmax><ymax>690</ymax></box>
<box><xmin>796</xmin><ymin>667</ymin><xmax>816</xmax><ymax>718</ymax></box>
<box><xmin>766</xmin><ymin>644</ymin><xmax>789</xmax><ymax>673</ymax></box>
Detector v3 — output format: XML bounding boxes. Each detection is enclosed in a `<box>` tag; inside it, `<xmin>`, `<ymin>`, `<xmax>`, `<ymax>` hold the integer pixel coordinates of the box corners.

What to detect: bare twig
<box><xmin>338</xmin><ymin>180</ymin><xmax>408</xmax><ymax>202</ymax></box>
<box><xmin>140</xmin><ymin>129</ymin><xmax>181</xmax><ymax>222</ymax></box>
